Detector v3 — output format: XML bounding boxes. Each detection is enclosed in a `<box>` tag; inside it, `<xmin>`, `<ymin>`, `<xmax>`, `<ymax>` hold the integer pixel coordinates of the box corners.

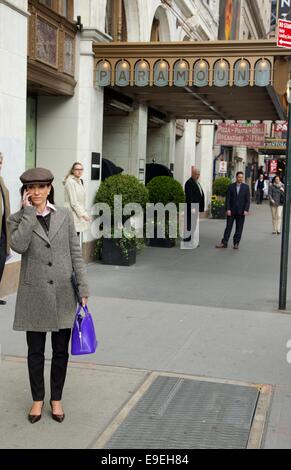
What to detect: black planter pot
<box><xmin>211</xmin><ymin>206</ymin><xmax>226</xmax><ymax>220</ymax></box>
<box><xmin>102</xmin><ymin>239</ymin><xmax>136</xmax><ymax>266</ymax></box>
<box><xmin>148</xmin><ymin>237</ymin><xmax>176</xmax><ymax>248</ymax></box>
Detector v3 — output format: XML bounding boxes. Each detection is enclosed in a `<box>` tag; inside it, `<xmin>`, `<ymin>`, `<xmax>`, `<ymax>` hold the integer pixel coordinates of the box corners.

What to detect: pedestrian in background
<box><xmin>216</xmin><ymin>171</ymin><xmax>250</xmax><ymax>250</ymax></box>
<box><xmin>269</xmin><ymin>175</ymin><xmax>285</xmax><ymax>235</ymax></box>
<box><xmin>183</xmin><ymin>166</ymin><xmax>205</xmax><ymax>242</ymax></box>
<box><xmin>255</xmin><ymin>174</ymin><xmax>267</xmax><ymax>205</ymax></box>
<box><xmin>8</xmin><ymin>168</ymin><xmax>89</xmax><ymax>424</ymax></box>
<box><xmin>64</xmin><ymin>162</ymin><xmax>91</xmax><ymax>236</ymax></box>
<box><xmin>0</xmin><ymin>153</ymin><xmax>11</xmax><ymax>305</ymax></box>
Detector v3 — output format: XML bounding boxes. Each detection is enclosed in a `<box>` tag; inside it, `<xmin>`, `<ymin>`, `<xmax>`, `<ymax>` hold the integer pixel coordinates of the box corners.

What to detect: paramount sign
<box><xmin>96</xmin><ymin>59</ymin><xmax>272</xmax><ymax>88</ymax></box>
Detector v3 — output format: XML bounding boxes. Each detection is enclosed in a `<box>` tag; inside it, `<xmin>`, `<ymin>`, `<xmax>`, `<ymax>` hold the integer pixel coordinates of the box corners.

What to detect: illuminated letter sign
<box><xmin>214</xmin><ymin>60</ymin><xmax>229</xmax><ymax>87</ymax></box>
<box><xmin>96</xmin><ymin>61</ymin><xmax>111</xmax><ymax>87</ymax></box>
<box><xmin>194</xmin><ymin>61</ymin><xmax>209</xmax><ymax>87</ymax></box>
<box><xmin>255</xmin><ymin>60</ymin><xmax>271</xmax><ymax>87</ymax></box>
<box><xmin>116</xmin><ymin>61</ymin><xmax>130</xmax><ymax>87</ymax></box>
<box><xmin>174</xmin><ymin>61</ymin><xmax>188</xmax><ymax>87</ymax></box>
<box><xmin>135</xmin><ymin>61</ymin><xmax>149</xmax><ymax>87</ymax></box>
<box><xmin>154</xmin><ymin>61</ymin><xmax>169</xmax><ymax>87</ymax></box>
<box><xmin>234</xmin><ymin>60</ymin><xmax>250</xmax><ymax>87</ymax></box>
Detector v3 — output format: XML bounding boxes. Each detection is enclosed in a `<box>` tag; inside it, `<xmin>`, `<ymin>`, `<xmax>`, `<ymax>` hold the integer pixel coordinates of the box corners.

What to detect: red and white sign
<box><xmin>216</xmin><ymin>123</ymin><xmax>265</xmax><ymax>148</ymax></box>
<box><xmin>270</xmin><ymin>160</ymin><xmax>278</xmax><ymax>174</ymax></box>
<box><xmin>274</xmin><ymin>121</ymin><xmax>288</xmax><ymax>133</ymax></box>
<box><xmin>219</xmin><ymin>161</ymin><xmax>228</xmax><ymax>174</ymax></box>
<box><xmin>277</xmin><ymin>19</ymin><xmax>291</xmax><ymax>49</ymax></box>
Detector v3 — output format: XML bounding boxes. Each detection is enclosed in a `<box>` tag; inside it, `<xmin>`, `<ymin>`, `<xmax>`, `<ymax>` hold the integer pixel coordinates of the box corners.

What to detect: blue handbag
<box><xmin>71</xmin><ymin>305</ymin><xmax>98</xmax><ymax>355</ymax></box>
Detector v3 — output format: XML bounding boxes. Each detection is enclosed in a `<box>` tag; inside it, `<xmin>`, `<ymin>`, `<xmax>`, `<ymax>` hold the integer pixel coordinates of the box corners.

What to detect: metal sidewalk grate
<box><xmin>106</xmin><ymin>376</ymin><xmax>260</xmax><ymax>449</ymax></box>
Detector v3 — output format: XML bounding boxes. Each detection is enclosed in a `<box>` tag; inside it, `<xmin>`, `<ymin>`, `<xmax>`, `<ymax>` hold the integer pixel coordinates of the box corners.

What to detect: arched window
<box><xmin>150</xmin><ymin>7</ymin><xmax>170</xmax><ymax>42</ymax></box>
<box><xmin>151</xmin><ymin>18</ymin><xmax>160</xmax><ymax>42</ymax></box>
<box><xmin>105</xmin><ymin>0</ymin><xmax>127</xmax><ymax>41</ymax></box>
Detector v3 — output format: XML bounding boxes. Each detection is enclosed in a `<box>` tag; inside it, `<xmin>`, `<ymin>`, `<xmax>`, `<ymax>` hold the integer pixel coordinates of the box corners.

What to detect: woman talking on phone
<box><xmin>7</xmin><ymin>168</ymin><xmax>89</xmax><ymax>424</ymax></box>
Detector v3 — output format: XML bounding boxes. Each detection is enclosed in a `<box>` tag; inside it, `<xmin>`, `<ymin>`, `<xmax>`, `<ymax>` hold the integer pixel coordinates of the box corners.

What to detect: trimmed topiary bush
<box><xmin>146</xmin><ymin>176</ymin><xmax>185</xmax><ymax>246</ymax></box>
<box><xmin>213</xmin><ymin>177</ymin><xmax>232</xmax><ymax>197</ymax></box>
<box><xmin>95</xmin><ymin>174</ymin><xmax>149</xmax><ymax>211</ymax></box>
<box><xmin>147</xmin><ymin>176</ymin><xmax>185</xmax><ymax>207</ymax></box>
<box><xmin>94</xmin><ymin>174</ymin><xmax>149</xmax><ymax>263</ymax></box>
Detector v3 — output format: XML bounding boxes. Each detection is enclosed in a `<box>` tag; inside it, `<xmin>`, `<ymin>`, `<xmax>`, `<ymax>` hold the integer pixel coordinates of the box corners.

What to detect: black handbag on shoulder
<box><xmin>280</xmin><ymin>192</ymin><xmax>285</xmax><ymax>205</ymax></box>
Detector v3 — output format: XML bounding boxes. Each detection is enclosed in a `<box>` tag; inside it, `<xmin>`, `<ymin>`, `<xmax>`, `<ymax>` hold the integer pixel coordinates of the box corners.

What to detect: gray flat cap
<box><xmin>20</xmin><ymin>168</ymin><xmax>54</xmax><ymax>185</ymax></box>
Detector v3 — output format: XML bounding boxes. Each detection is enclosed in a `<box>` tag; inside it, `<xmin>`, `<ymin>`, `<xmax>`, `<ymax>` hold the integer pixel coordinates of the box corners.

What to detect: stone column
<box><xmin>196</xmin><ymin>123</ymin><xmax>215</xmax><ymax>214</ymax></box>
<box><xmin>175</xmin><ymin>120</ymin><xmax>197</xmax><ymax>186</ymax></box>
<box><xmin>146</xmin><ymin>119</ymin><xmax>176</xmax><ymax>169</ymax></box>
<box><xmin>0</xmin><ymin>0</ymin><xmax>28</xmax><ymax>297</ymax></box>
<box><xmin>36</xmin><ymin>30</ymin><xmax>106</xmax><ymax>261</ymax></box>
<box><xmin>103</xmin><ymin>104</ymin><xmax>148</xmax><ymax>180</ymax></box>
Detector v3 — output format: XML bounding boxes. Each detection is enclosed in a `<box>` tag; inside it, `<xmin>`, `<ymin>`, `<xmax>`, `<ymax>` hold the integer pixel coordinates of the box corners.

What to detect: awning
<box><xmin>258</xmin><ymin>138</ymin><xmax>287</xmax><ymax>155</ymax></box>
<box><xmin>93</xmin><ymin>40</ymin><xmax>291</xmax><ymax>121</ymax></box>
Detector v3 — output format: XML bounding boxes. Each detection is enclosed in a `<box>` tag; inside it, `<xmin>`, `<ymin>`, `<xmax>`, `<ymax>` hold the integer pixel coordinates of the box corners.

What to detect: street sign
<box><xmin>277</xmin><ymin>18</ymin><xmax>291</xmax><ymax>48</ymax></box>
<box><xmin>216</xmin><ymin>123</ymin><xmax>265</xmax><ymax>147</ymax></box>
<box><xmin>219</xmin><ymin>161</ymin><xmax>227</xmax><ymax>174</ymax></box>
<box><xmin>270</xmin><ymin>160</ymin><xmax>278</xmax><ymax>173</ymax></box>
<box><xmin>278</xmin><ymin>0</ymin><xmax>291</xmax><ymax>20</ymax></box>
<box><xmin>274</xmin><ymin>121</ymin><xmax>288</xmax><ymax>132</ymax></box>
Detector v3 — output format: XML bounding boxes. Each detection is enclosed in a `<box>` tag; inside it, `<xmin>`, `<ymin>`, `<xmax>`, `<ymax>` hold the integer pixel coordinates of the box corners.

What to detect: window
<box><xmin>105</xmin><ymin>0</ymin><xmax>127</xmax><ymax>41</ymax></box>
<box><xmin>60</xmin><ymin>0</ymin><xmax>68</xmax><ymax>17</ymax></box>
<box><xmin>38</xmin><ymin>0</ymin><xmax>73</xmax><ymax>21</ymax></box>
<box><xmin>150</xmin><ymin>18</ymin><xmax>160</xmax><ymax>42</ymax></box>
<box><xmin>39</xmin><ymin>0</ymin><xmax>53</xmax><ymax>7</ymax></box>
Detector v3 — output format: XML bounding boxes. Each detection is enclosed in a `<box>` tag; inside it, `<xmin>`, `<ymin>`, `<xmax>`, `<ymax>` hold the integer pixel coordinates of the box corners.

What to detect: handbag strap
<box><xmin>76</xmin><ymin>304</ymin><xmax>89</xmax><ymax>316</ymax></box>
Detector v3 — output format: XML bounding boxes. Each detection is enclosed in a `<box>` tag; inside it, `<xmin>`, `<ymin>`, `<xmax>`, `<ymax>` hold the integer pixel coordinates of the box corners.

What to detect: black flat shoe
<box><xmin>28</xmin><ymin>402</ymin><xmax>44</xmax><ymax>424</ymax></box>
<box><xmin>50</xmin><ymin>400</ymin><xmax>65</xmax><ymax>423</ymax></box>
<box><xmin>0</xmin><ymin>300</ymin><xmax>7</xmax><ymax>305</ymax></box>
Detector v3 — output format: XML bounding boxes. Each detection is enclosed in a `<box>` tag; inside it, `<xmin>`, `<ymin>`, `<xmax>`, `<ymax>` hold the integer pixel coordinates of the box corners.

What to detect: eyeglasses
<box><xmin>74</xmin><ymin>168</ymin><xmax>83</xmax><ymax>171</ymax></box>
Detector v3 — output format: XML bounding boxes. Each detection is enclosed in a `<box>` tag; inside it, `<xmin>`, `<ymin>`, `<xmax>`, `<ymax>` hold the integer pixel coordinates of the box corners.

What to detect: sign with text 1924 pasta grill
<box><xmin>216</xmin><ymin>123</ymin><xmax>266</xmax><ymax>147</ymax></box>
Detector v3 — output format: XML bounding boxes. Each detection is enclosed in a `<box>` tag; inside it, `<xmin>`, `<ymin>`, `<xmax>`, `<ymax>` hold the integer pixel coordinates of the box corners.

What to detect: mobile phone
<box><xmin>23</xmin><ymin>190</ymin><xmax>32</xmax><ymax>205</ymax></box>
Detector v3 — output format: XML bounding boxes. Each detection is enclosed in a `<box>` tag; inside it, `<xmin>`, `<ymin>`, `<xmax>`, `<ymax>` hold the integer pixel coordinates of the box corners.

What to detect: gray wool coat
<box><xmin>7</xmin><ymin>206</ymin><xmax>89</xmax><ymax>332</ymax></box>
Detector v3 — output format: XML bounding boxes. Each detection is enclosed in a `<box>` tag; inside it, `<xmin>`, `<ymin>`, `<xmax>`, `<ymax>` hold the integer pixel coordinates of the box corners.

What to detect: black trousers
<box><xmin>222</xmin><ymin>215</ymin><xmax>245</xmax><ymax>247</ymax></box>
<box><xmin>0</xmin><ymin>237</ymin><xmax>6</xmax><ymax>284</ymax></box>
<box><xmin>26</xmin><ymin>329</ymin><xmax>71</xmax><ymax>401</ymax></box>
<box><xmin>256</xmin><ymin>190</ymin><xmax>264</xmax><ymax>204</ymax></box>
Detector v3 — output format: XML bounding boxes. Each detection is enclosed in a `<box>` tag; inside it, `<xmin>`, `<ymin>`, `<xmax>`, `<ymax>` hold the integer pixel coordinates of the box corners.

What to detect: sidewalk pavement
<box><xmin>1</xmin><ymin>203</ymin><xmax>291</xmax><ymax>449</ymax></box>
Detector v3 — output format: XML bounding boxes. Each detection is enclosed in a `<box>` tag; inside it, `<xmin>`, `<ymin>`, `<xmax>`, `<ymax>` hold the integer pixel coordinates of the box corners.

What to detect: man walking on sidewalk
<box><xmin>0</xmin><ymin>153</ymin><xmax>10</xmax><ymax>304</ymax></box>
<box><xmin>216</xmin><ymin>171</ymin><xmax>250</xmax><ymax>250</ymax></box>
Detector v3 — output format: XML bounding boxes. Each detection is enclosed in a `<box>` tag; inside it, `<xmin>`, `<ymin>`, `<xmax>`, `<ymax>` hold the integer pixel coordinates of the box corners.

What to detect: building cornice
<box><xmin>0</xmin><ymin>0</ymin><xmax>29</xmax><ymax>17</ymax></box>
<box><xmin>81</xmin><ymin>28</ymin><xmax>112</xmax><ymax>44</ymax></box>
<box><xmin>93</xmin><ymin>40</ymin><xmax>291</xmax><ymax>59</ymax></box>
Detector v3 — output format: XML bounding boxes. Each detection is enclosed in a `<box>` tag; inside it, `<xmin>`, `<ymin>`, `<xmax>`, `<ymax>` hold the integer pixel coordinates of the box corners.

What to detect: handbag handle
<box><xmin>76</xmin><ymin>304</ymin><xmax>89</xmax><ymax>316</ymax></box>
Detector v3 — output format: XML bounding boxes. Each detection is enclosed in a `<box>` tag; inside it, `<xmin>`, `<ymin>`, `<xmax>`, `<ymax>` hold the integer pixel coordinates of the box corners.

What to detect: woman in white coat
<box><xmin>64</xmin><ymin>163</ymin><xmax>91</xmax><ymax>236</ymax></box>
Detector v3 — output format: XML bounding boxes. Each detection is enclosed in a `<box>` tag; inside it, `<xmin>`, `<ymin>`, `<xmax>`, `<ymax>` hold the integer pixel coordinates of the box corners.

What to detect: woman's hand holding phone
<box><xmin>22</xmin><ymin>190</ymin><xmax>32</xmax><ymax>208</ymax></box>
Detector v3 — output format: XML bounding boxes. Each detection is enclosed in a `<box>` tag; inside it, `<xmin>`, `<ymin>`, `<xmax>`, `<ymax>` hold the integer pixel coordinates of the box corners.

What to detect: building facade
<box><xmin>0</xmin><ymin>0</ymin><xmax>277</xmax><ymax>296</ymax></box>
<box><xmin>214</xmin><ymin>0</ymin><xmax>272</xmax><ymax>184</ymax></box>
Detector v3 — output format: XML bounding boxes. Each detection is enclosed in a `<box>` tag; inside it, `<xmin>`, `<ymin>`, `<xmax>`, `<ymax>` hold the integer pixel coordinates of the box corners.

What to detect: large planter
<box><xmin>211</xmin><ymin>205</ymin><xmax>226</xmax><ymax>220</ymax></box>
<box><xmin>147</xmin><ymin>237</ymin><xmax>176</xmax><ymax>248</ymax></box>
<box><xmin>102</xmin><ymin>238</ymin><xmax>136</xmax><ymax>266</ymax></box>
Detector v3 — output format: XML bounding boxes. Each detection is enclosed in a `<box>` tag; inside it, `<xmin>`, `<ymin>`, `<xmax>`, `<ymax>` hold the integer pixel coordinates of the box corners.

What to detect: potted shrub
<box><xmin>94</xmin><ymin>174</ymin><xmax>149</xmax><ymax>266</ymax></box>
<box><xmin>146</xmin><ymin>176</ymin><xmax>185</xmax><ymax>247</ymax></box>
<box><xmin>211</xmin><ymin>176</ymin><xmax>231</xmax><ymax>219</ymax></box>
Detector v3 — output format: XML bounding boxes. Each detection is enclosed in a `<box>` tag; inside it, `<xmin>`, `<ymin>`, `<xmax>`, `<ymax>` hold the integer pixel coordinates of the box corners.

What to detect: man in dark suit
<box><xmin>0</xmin><ymin>153</ymin><xmax>11</xmax><ymax>304</ymax></box>
<box><xmin>184</xmin><ymin>166</ymin><xmax>205</xmax><ymax>242</ymax></box>
<box><xmin>216</xmin><ymin>171</ymin><xmax>250</xmax><ymax>250</ymax></box>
